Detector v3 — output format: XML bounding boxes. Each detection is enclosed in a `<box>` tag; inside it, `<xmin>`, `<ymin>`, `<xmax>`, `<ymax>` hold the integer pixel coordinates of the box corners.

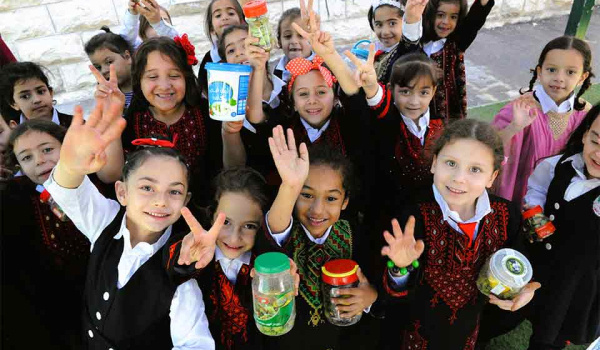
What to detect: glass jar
<box><xmin>522</xmin><ymin>205</ymin><xmax>555</xmax><ymax>242</ymax></box>
<box><xmin>476</xmin><ymin>248</ymin><xmax>533</xmax><ymax>300</ymax></box>
<box><xmin>321</xmin><ymin>259</ymin><xmax>362</xmax><ymax>326</ymax></box>
<box><xmin>40</xmin><ymin>189</ymin><xmax>69</xmax><ymax>222</ymax></box>
<box><xmin>252</xmin><ymin>252</ymin><xmax>295</xmax><ymax>336</ymax></box>
<box><xmin>242</xmin><ymin>0</ymin><xmax>273</xmax><ymax>52</ymax></box>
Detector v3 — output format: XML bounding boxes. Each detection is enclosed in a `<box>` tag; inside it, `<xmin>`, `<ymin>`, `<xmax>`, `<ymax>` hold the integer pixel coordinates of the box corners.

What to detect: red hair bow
<box><xmin>131</xmin><ymin>135</ymin><xmax>178</xmax><ymax>148</ymax></box>
<box><xmin>174</xmin><ymin>34</ymin><xmax>198</xmax><ymax>66</ymax></box>
<box><xmin>285</xmin><ymin>55</ymin><xmax>337</xmax><ymax>93</ymax></box>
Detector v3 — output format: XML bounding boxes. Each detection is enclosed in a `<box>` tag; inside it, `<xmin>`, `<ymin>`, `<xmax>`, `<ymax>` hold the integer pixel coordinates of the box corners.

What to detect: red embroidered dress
<box><xmin>383</xmin><ymin>188</ymin><xmax>520</xmax><ymax>350</ymax></box>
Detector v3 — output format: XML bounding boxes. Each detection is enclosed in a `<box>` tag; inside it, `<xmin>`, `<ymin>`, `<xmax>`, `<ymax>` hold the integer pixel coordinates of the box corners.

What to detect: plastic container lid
<box><xmin>205</xmin><ymin>62</ymin><xmax>252</xmax><ymax>73</ymax></box>
<box><xmin>40</xmin><ymin>189</ymin><xmax>51</xmax><ymax>203</ymax></box>
<box><xmin>255</xmin><ymin>252</ymin><xmax>291</xmax><ymax>274</ymax></box>
<box><xmin>243</xmin><ymin>0</ymin><xmax>268</xmax><ymax>18</ymax></box>
<box><xmin>322</xmin><ymin>259</ymin><xmax>359</xmax><ymax>286</ymax></box>
<box><xmin>351</xmin><ymin>40</ymin><xmax>371</xmax><ymax>61</ymax></box>
<box><xmin>489</xmin><ymin>248</ymin><xmax>533</xmax><ymax>290</ymax></box>
<box><xmin>522</xmin><ymin>205</ymin><xmax>543</xmax><ymax>219</ymax></box>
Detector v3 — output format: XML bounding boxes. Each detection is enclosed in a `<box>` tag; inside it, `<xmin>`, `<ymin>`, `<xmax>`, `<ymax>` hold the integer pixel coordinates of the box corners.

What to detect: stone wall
<box><xmin>0</xmin><ymin>0</ymin><xmax>584</xmax><ymax>108</ymax></box>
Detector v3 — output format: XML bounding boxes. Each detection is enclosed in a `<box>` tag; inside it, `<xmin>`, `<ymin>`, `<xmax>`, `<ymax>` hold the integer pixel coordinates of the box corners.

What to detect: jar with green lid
<box><xmin>476</xmin><ymin>248</ymin><xmax>533</xmax><ymax>300</ymax></box>
<box><xmin>321</xmin><ymin>259</ymin><xmax>362</xmax><ymax>326</ymax></box>
<box><xmin>252</xmin><ymin>252</ymin><xmax>296</xmax><ymax>336</ymax></box>
<box><xmin>242</xmin><ymin>0</ymin><xmax>273</xmax><ymax>52</ymax></box>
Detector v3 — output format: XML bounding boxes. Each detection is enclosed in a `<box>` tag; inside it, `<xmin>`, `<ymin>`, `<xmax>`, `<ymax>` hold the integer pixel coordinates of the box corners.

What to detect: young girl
<box><xmin>421</xmin><ymin>0</ymin><xmax>493</xmax><ymax>121</ymax></box>
<box><xmin>368</xmin><ymin>0</ymin><xmax>426</xmax><ymax>84</ymax></box>
<box><xmin>85</xmin><ymin>26</ymin><xmax>134</xmax><ymax>108</ymax></box>
<box><xmin>165</xmin><ymin>167</ymin><xmax>272</xmax><ymax>350</ymax></box>
<box><xmin>0</xmin><ymin>61</ymin><xmax>71</xmax><ymax>127</ymax></box>
<box><xmin>43</xmin><ymin>85</ymin><xmax>222</xmax><ymax>349</ymax></box>
<box><xmin>198</xmin><ymin>0</ymin><xmax>246</xmax><ymax>91</ymax></box>
<box><xmin>364</xmin><ymin>51</ymin><xmax>444</xmax><ymax>217</ymax></box>
<box><xmin>260</xmin><ymin>126</ymin><xmax>379</xmax><ymax>350</ymax></box>
<box><xmin>381</xmin><ymin>119</ymin><xmax>540</xmax><ymax>350</ymax></box>
<box><xmin>273</xmin><ymin>7</ymin><xmax>314</xmax><ymax>83</ymax></box>
<box><xmin>493</xmin><ymin>36</ymin><xmax>594</xmax><ymax>205</ymax></box>
<box><xmin>122</xmin><ymin>37</ymin><xmax>223</xmax><ymax>206</ymax></box>
<box><xmin>120</xmin><ymin>0</ymin><xmax>178</xmax><ymax>50</ymax></box>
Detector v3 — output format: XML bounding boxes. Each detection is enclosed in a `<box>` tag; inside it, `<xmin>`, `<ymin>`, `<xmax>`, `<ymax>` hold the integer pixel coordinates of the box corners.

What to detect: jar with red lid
<box><xmin>522</xmin><ymin>205</ymin><xmax>555</xmax><ymax>242</ymax></box>
<box><xmin>321</xmin><ymin>259</ymin><xmax>362</xmax><ymax>326</ymax></box>
<box><xmin>40</xmin><ymin>189</ymin><xmax>69</xmax><ymax>222</ymax></box>
<box><xmin>242</xmin><ymin>0</ymin><xmax>273</xmax><ymax>52</ymax></box>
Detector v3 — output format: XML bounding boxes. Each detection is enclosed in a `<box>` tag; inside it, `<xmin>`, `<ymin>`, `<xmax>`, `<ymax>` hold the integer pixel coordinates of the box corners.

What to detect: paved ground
<box><xmin>57</xmin><ymin>8</ymin><xmax>600</xmax><ymax>114</ymax></box>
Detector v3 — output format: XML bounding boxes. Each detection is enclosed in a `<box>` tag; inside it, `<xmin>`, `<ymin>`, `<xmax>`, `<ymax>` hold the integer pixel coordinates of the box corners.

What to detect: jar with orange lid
<box><xmin>242</xmin><ymin>0</ymin><xmax>273</xmax><ymax>52</ymax></box>
<box><xmin>321</xmin><ymin>259</ymin><xmax>362</xmax><ymax>326</ymax></box>
<box><xmin>522</xmin><ymin>205</ymin><xmax>555</xmax><ymax>242</ymax></box>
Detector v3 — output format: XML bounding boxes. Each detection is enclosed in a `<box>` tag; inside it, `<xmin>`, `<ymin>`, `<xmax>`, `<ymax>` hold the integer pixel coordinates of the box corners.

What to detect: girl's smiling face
<box><xmin>223</xmin><ymin>29</ymin><xmax>249</xmax><ymax>65</ymax></box>
<box><xmin>292</xmin><ymin>70</ymin><xmax>335</xmax><ymax>129</ymax></box>
<box><xmin>582</xmin><ymin>116</ymin><xmax>600</xmax><ymax>179</ymax></box>
<box><xmin>392</xmin><ymin>75</ymin><xmax>436</xmax><ymax>121</ymax></box>
<box><xmin>536</xmin><ymin>48</ymin><xmax>589</xmax><ymax>106</ymax></box>
<box><xmin>279</xmin><ymin>17</ymin><xmax>312</xmax><ymax>60</ymax></box>
<box><xmin>13</xmin><ymin>131</ymin><xmax>61</xmax><ymax>185</ymax></box>
<box><xmin>141</xmin><ymin>51</ymin><xmax>186</xmax><ymax>115</ymax></box>
<box><xmin>211</xmin><ymin>0</ymin><xmax>242</xmax><ymax>38</ymax></box>
<box><xmin>294</xmin><ymin>165</ymin><xmax>349</xmax><ymax>239</ymax></box>
<box><xmin>373</xmin><ymin>5</ymin><xmax>403</xmax><ymax>48</ymax></box>
<box><xmin>431</xmin><ymin>138</ymin><xmax>498</xmax><ymax>220</ymax></box>
<box><xmin>434</xmin><ymin>2</ymin><xmax>460</xmax><ymax>38</ymax></box>
<box><xmin>214</xmin><ymin>191</ymin><xmax>263</xmax><ymax>259</ymax></box>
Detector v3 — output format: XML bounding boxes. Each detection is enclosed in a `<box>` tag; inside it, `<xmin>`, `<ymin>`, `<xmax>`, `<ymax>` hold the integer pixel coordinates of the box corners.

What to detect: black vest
<box><xmin>83</xmin><ymin>209</ymin><xmax>177</xmax><ymax>350</ymax></box>
<box><xmin>528</xmin><ymin>154</ymin><xmax>600</xmax><ymax>344</ymax></box>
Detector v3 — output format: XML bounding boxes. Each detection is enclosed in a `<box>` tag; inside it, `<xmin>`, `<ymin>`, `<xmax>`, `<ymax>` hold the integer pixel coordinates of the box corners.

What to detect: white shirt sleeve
<box><xmin>152</xmin><ymin>19</ymin><xmax>179</xmax><ymax>40</ymax></box>
<box><xmin>120</xmin><ymin>10</ymin><xmax>143</xmax><ymax>50</ymax></box>
<box><xmin>170</xmin><ymin>279</ymin><xmax>215</xmax><ymax>350</ymax></box>
<box><xmin>388</xmin><ymin>270</ymin><xmax>410</xmax><ymax>289</ymax></box>
<box><xmin>44</xmin><ymin>167</ymin><xmax>121</xmax><ymax>249</ymax></box>
<box><xmin>402</xmin><ymin>17</ymin><xmax>423</xmax><ymax>43</ymax></box>
<box><xmin>366</xmin><ymin>85</ymin><xmax>384</xmax><ymax>107</ymax></box>
<box><xmin>265</xmin><ymin>211</ymin><xmax>294</xmax><ymax>247</ymax></box>
<box><xmin>524</xmin><ymin>155</ymin><xmax>561</xmax><ymax>208</ymax></box>
<box><xmin>264</xmin><ymin>74</ymin><xmax>286</xmax><ymax>108</ymax></box>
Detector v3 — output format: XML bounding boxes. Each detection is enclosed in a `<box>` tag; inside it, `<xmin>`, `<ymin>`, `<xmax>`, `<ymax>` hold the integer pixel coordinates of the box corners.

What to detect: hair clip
<box><xmin>174</xmin><ymin>34</ymin><xmax>199</xmax><ymax>66</ymax></box>
<box><xmin>371</xmin><ymin>0</ymin><xmax>405</xmax><ymax>11</ymax></box>
<box><xmin>286</xmin><ymin>56</ymin><xmax>337</xmax><ymax>93</ymax></box>
<box><xmin>131</xmin><ymin>134</ymin><xmax>178</xmax><ymax>148</ymax></box>
<box><xmin>501</xmin><ymin>156</ymin><xmax>509</xmax><ymax>166</ymax></box>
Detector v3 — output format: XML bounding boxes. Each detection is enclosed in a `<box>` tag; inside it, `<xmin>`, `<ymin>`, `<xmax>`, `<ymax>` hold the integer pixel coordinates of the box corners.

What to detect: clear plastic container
<box><xmin>321</xmin><ymin>259</ymin><xmax>362</xmax><ymax>326</ymax></box>
<box><xmin>476</xmin><ymin>248</ymin><xmax>533</xmax><ymax>300</ymax></box>
<box><xmin>40</xmin><ymin>189</ymin><xmax>69</xmax><ymax>222</ymax></box>
<box><xmin>252</xmin><ymin>252</ymin><xmax>296</xmax><ymax>336</ymax></box>
<box><xmin>522</xmin><ymin>205</ymin><xmax>555</xmax><ymax>242</ymax></box>
<box><xmin>243</xmin><ymin>0</ymin><xmax>273</xmax><ymax>52</ymax></box>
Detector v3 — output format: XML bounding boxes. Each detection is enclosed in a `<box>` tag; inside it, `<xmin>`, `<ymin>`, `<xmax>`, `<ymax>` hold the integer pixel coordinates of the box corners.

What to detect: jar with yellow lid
<box><xmin>321</xmin><ymin>259</ymin><xmax>361</xmax><ymax>326</ymax></box>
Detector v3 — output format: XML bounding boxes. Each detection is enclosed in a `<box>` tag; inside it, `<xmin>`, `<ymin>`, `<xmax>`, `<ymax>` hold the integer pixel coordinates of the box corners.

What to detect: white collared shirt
<box><xmin>265</xmin><ymin>74</ymin><xmax>286</xmax><ymax>109</ymax></box>
<box><xmin>401</xmin><ymin>109</ymin><xmax>430</xmax><ymax>145</ymax></box>
<box><xmin>120</xmin><ymin>9</ymin><xmax>179</xmax><ymax>50</ymax></box>
<box><xmin>534</xmin><ymin>85</ymin><xmax>575</xmax><ymax>114</ymax></box>
<box><xmin>423</xmin><ymin>38</ymin><xmax>447</xmax><ymax>57</ymax></box>
<box><xmin>265</xmin><ymin>212</ymin><xmax>332</xmax><ymax>246</ymax></box>
<box><xmin>44</xmin><ymin>167</ymin><xmax>215</xmax><ymax>350</ymax></box>
<box><xmin>375</xmin><ymin>17</ymin><xmax>423</xmax><ymax>52</ymax></box>
<box><xmin>300</xmin><ymin>118</ymin><xmax>332</xmax><ymax>143</ymax></box>
<box><xmin>275</xmin><ymin>52</ymin><xmax>316</xmax><ymax>83</ymax></box>
<box><xmin>215</xmin><ymin>247</ymin><xmax>251</xmax><ymax>285</ymax></box>
<box><xmin>525</xmin><ymin>153</ymin><xmax>600</xmax><ymax>207</ymax></box>
<box><xmin>20</xmin><ymin>108</ymin><xmax>60</xmax><ymax>125</ymax></box>
<box><xmin>209</xmin><ymin>43</ymin><xmax>221</xmax><ymax>63</ymax></box>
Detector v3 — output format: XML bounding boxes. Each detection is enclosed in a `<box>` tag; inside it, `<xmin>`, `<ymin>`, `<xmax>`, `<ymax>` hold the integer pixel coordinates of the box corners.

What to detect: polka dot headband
<box><xmin>286</xmin><ymin>56</ymin><xmax>337</xmax><ymax>93</ymax></box>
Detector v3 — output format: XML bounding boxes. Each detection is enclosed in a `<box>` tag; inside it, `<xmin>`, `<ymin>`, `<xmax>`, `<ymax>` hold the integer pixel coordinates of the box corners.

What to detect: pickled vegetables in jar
<box><xmin>476</xmin><ymin>248</ymin><xmax>532</xmax><ymax>300</ymax></box>
<box><xmin>243</xmin><ymin>0</ymin><xmax>273</xmax><ymax>52</ymax></box>
<box><xmin>522</xmin><ymin>205</ymin><xmax>555</xmax><ymax>242</ymax></box>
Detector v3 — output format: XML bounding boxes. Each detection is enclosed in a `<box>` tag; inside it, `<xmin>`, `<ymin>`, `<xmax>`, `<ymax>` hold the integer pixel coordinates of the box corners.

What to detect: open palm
<box><xmin>381</xmin><ymin>216</ymin><xmax>425</xmax><ymax>268</ymax></box>
<box><xmin>268</xmin><ymin>125</ymin><xmax>309</xmax><ymax>190</ymax></box>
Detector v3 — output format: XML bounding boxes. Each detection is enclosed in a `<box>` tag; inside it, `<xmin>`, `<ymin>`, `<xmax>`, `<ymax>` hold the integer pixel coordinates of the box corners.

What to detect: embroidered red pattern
<box><xmin>420</xmin><ymin>201</ymin><xmax>509</xmax><ymax>323</ymax></box>
<box><xmin>463</xmin><ymin>321</ymin><xmax>480</xmax><ymax>350</ymax></box>
<box><xmin>132</xmin><ymin>107</ymin><xmax>207</xmax><ymax>165</ymax></box>
<box><xmin>430</xmin><ymin>42</ymin><xmax>467</xmax><ymax>122</ymax></box>
<box><xmin>292</xmin><ymin>115</ymin><xmax>347</xmax><ymax>155</ymax></box>
<box><xmin>402</xmin><ymin>320</ymin><xmax>428</xmax><ymax>350</ymax></box>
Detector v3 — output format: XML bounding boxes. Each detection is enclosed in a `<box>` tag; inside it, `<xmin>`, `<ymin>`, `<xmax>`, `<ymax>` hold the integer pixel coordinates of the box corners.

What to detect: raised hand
<box><xmin>405</xmin><ymin>0</ymin><xmax>429</xmax><ymax>24</ymax></box>
<box><xmin>299</xmin><ymin>0</ymin><xmax>321</xmax><ymax>34</ymax></box>
<box><xmin>381</xmin><ymin>216</ymin><xmax>425</xmax><ymax>268</ymax></box>
<box><xmin>128</xmin><ymin>0</ymin><xmax>140</xmax><ymax>15</ymax></box>
<box><xmin>137</xmin><ymin>0</ymin><xmax>162</xmax><ymax>24</ymax></box>
<box><xmin>178</xmin><ymin>207</ymin><xmax>227</xmax><ymax>269</ymax></box>
<box><xmin>222</xmin><ymin>120</ymin><xmax>244</xmax><ymax>135</ymax></box>
<box><xmin>332</xmin><ymin>268</ymin><xmax>378</xmax><ymax>318</ymax></box>
<box><xmin>244</xmin><ymin>35</ymin><xmax>269</xmax><ymax>70</ymax></box>
<box><xmin>344</xmin><ymin>43</ymin><xmax>378</xmax><ymax>98</ymax></box>
<box><xmin>489</xmin><ymin>282</ymin><xmax>541</xmax><ymax>311</ymax></box>
<box><xmin>510</xmin><ymin>96</ymin><xmax>538</xmax><ymax>131</ymax></box>
<box><xmin>268</xmin><ymin>125</ymin><xmax>309</xmax><ymax>190</ymax></box>
<box><xmin>293</xmin><ymin>0</ymin><xmax>335</xmax><ymax>57</ymax></box>
<box><xmin>90</xmin><ymin>64</ymin><xmax>125</xmax><ymax>114</ymax></box>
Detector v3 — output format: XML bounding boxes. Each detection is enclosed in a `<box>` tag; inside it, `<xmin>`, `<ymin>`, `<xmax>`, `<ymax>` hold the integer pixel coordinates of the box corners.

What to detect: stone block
<box><xmin>0</xmin><ymin>7</ymin><xmax>55</xmax><ymax>42</ymax></box>
<box><xmin>46</xmin><ymin>66</ymin><xmax>66</xmax><ymax>94</ymax></box>
<box><xmin>173</xmin><ymin>14</ymin><xmax>207</xmax><ymax>47</ymax></box>
<box><xmin>48</xmin><ymin>0</ymin><xmax>118</xmax><ymax>34</ymax></box>
<box><xmin>0</xmin><ymin>0</ymin><xmax>44</xmax><ymax>12</ymax></box>
<box><xmin>500</xmin><ymin>0</ymin><xmax>524</xmax><ymax>14</ymax></box>
<box><xmin>169</xmin><ymin>0</ymin><xmax>209</xmax><ymax>16</ymax></box>
<box><xmin>17</xmin><ymin>34</ymin><xmax>86</xmax><ymax>66</ymax></box>
<box><xmin>522</xmin><ymin>0</ymin><xmax>546</xmax><ymax>13</ymax></box>
<box><xmin>53</xmin><ymin>86</ymin><xmax>96</xmax><ymax>107</ymax></box>
<box><xmin>60</xmin><ymin>62</ymin><xmax>97</xmax><ymax>91</ymax></box>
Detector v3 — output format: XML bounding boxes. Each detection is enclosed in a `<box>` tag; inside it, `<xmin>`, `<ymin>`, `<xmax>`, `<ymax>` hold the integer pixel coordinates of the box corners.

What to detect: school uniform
<box><xmin>44</xmin><ymin>171</ymin><xmax>215</xmax><ymax>350</ymax></box>
<box><xmin>374</xmin><ymin>18</ymin><xmax>422</xmax><ymax>84</ymax></box>
<box><xmin>383</xmin><ymin>185</ymin><xmax>521</xmax><ymax>350</ymax></box>
<box><xmin>198</xmin><ymin>46</ymin><xmax>221</xmax><ymax>94</ymax></box>
<box><xmin>256</xmin><ymin>213</ymin><xmax>380</xmax><ymax>350</ymax></box>
<box><xmin>19</xmin><ymin>108</ymin><xmax>73</xmax><ymax>128</ymax></box>
<box><xmin>1</xmin><ymin>176</ymin><xmax>91</xmax><ymax>349</ymax></box>
<box><xmin>423</xmin><ymin>0</ymin><xmax>494</xmax><ymax>121</ymax></box>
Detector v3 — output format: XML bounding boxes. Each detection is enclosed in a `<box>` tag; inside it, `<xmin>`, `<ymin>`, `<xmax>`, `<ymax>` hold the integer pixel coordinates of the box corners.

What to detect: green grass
<box><xmin>472</xmin><ymin>85</ymin><xmax>600</xmax><ymax>350</ymax></box>
<box><xmin>469</xmin><ymin>84</ymin><xmax>600</xmax><ymax>123</ymax></box>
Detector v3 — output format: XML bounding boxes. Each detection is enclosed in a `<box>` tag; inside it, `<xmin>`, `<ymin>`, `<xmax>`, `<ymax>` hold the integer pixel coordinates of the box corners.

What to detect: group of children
<box><xmin>0</xmin><ymin>0</ymin><xmax>598</xmax><ymax>349</ymax></box>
